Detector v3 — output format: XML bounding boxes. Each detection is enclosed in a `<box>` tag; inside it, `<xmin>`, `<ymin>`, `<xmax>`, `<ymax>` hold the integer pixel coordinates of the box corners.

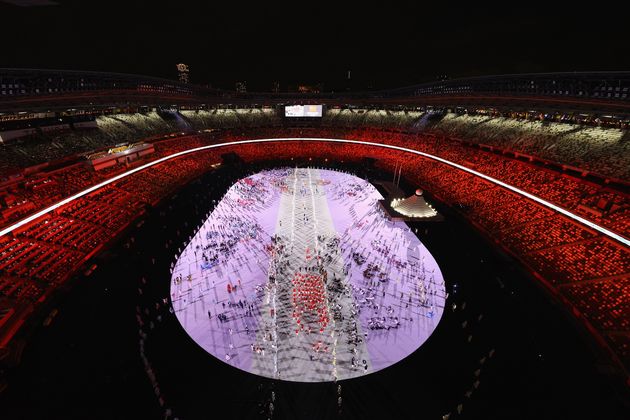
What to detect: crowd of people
<box><xmin>215</xmin><ymin>138</ymin><xmax>629</xmax><ymax>368</ymax></box>
<box><xmin>127</xmin><ymin>167</ymin><xmax>496</xmax><ymax>417</ymax></box>
<box><xmin>169</xmin><ymin>167</ymin><xmax>446</xmax><ymax>383</ymax></box>
<box><xmin>0</xmin><ymin>125</ymin><xmax>627</xmax><ymax>374</ymax></box>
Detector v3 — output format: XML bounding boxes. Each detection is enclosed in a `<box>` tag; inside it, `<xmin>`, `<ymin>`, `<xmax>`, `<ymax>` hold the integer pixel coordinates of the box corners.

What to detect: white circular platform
<box><xmin>170</xmin><ymin>168</ymin><xmax>446</xmax><ymax>382</ymax></box>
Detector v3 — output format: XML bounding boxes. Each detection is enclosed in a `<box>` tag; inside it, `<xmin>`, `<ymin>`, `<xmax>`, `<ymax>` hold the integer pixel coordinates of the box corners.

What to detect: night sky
<box><xmin>1</xmin><ymin>0</ymin><xmax>629</xmax><ymax>91</ymax></box>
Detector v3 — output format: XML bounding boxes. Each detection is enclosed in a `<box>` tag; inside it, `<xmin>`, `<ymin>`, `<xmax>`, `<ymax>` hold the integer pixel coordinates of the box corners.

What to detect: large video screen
<box><xmin>285</xmin><ymin>105</ymin><xmax>323</xmax><ymax>117</ymax></box>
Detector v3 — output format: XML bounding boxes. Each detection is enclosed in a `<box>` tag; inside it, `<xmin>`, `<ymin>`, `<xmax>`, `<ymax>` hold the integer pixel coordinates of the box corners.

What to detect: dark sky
<box><xmin>1</xmin><ymin>0</ymin><xmax>629</xmax><ymax>91</ymax></box>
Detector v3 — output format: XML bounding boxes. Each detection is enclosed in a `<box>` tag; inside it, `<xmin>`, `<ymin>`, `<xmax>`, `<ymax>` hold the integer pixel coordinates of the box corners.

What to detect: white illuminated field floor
<box><xmin>171</xmin><ymin>168</ymin><xmax>445</xmax><ymax>382</ymax></box>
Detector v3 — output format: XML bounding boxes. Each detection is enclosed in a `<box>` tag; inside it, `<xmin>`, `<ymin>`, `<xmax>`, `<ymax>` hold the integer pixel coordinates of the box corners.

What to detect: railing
<box><xmin>377</xmin><ymin>72</ymin><xmax>630</xmax><ymax>101</ymax></box>
<box><xmin>0</xmin><ymin>68</ymin><xmax>226</xmax><ymax>98</ymax></box>
<box><xmin>2</xmin><ymin>69</ymin><xmax>629</xmax><ymax>102</ymax></box>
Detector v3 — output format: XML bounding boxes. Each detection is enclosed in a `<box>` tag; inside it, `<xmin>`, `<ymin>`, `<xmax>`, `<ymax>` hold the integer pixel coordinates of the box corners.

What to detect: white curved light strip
<box><xmin>0</xmin><ymin>137</ymin><xmax>628</xmax><ymax>248</ymax></box>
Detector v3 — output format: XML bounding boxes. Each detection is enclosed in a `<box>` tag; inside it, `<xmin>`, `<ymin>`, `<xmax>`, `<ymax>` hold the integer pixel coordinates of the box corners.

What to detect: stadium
<box><xmin>0</xmin><ymin>2</ymin><xmax>629</xmax><ymax>420</ymax></box>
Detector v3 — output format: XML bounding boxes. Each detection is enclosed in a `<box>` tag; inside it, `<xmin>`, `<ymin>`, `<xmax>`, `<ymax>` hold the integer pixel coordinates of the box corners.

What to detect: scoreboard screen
<box><xmin>285</xmin><ymin>105</ymin><xmax>323</xmax><ymax>117</ymax></box>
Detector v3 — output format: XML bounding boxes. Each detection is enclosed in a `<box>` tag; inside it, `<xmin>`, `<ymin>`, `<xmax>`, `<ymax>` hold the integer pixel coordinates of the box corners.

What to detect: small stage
<box><xmin>373</xmin><ymin>181</ymin><xmax>444</xmax><ymax>223</ymax></box>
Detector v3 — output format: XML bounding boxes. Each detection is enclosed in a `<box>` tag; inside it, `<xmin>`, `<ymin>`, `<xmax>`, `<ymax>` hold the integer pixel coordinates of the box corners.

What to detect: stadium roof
<box><xmin>1</xmin><ymin>69</ymin><xmax>629</xmax><ymax>116</ymax></box>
